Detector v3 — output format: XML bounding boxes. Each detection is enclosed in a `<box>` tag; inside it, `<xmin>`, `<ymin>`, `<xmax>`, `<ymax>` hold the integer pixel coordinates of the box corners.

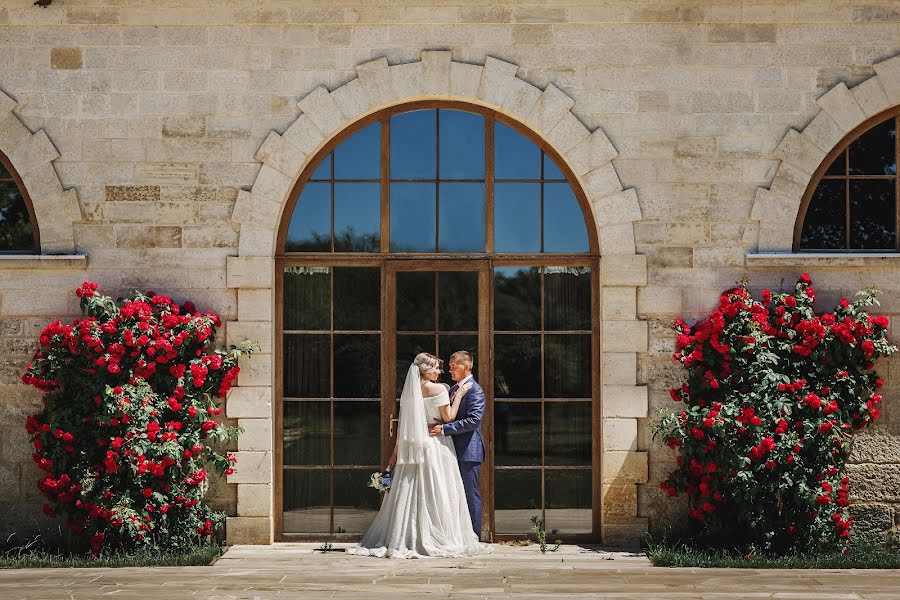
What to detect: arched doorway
<box><xmin>274</xmin><ymin>101</ymin><xmax>600</xmax><ymax>542</ymax></box>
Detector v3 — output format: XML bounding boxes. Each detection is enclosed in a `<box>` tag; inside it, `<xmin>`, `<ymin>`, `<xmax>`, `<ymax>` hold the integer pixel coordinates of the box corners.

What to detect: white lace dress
<box><xmin>347</xmin><ymin>390</ymin><xmax>488</xmax><ymax>559</ymax></box>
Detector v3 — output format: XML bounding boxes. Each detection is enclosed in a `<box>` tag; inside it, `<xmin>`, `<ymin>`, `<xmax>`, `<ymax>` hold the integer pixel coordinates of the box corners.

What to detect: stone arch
<box><xmin>0</xmin><ymin>89</ymin><xmax>81</xmax><ymax>254</ymax></box>
<box><xmin>750</xmin><ymin>54</ymin><xmax>900</xmax><ymax>251</ymax></box>
<box><xmin>225</xmin><ymin>52</ymin><xmax>649</xmax><ymax>546</ymax></box>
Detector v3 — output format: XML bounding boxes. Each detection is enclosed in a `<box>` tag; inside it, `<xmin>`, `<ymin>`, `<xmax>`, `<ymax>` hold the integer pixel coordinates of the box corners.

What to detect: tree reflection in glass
<box><xmin>850</xmin><ymin>180</ymin><xmax>896</xmax><ymax>249</ymax></box>
<box><xmin>800</xmin><ymin>180</ymin><xmax>846</xmax><ymax>249</ymax></box>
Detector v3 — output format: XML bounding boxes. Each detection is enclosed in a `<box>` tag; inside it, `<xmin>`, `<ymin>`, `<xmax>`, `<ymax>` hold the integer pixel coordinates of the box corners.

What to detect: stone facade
<box><xmin>0</xmin><ymin>0</ymin><xmax>898</xmax><ymax>546</ymax></box>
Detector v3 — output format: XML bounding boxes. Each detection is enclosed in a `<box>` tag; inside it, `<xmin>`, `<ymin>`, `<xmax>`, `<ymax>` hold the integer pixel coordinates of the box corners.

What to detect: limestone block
<box><xmin>583</xmin><ymin>163</ymin><xmax>624</xmax><ymax>203</ymax></box>
<box><xmin>355</xmin><ymin>57</ymin><xmax>393</xmax><ymax>107</ymax></box>
<box><xmin>847</xmin><ymin>463</ymin><xmax>900</xmax><ymax>503</ymax></box>
<box><xmin>421</xmin><ymin>51</ymin><xmax>451</xmax><ymax>97</ymax></box>
<box><xmin>0</xmin><ymin>112</ymin><xmax>32</xmax><ymax>156</ymax></box>
<box><xmin>249</xmin><ymin>164</ymin><xmax>293</xmax><ymax>209</ymax></box>
<box><xmin>850</xmin><ymin>430</ymin><xmax>900</xmax><ymax>463</ymax></box>
<box><xmin>815</xmin><ymin>82</ymin><xmax>865</xmax><ymax>132</ymax></box>
<box><xmin>525</xmin><ymin>84</ymin><xmax>574</xmax><ymax>138</ymax></box>
<box><xmin>254</xmin><ymin>131</ymin><xmax>307</xmax><ymax>178</ymax></box>
<box><xmin>602</xmin><ymin>451</ymin><xmax>648</xmax><ymax>484</ymax></box>
<box><xmin>546</xmin><ymin>111</ymin><xmax>590</xmax><ymax>155</ymax></box>
<box><xmin>0</xmin><ymin>89</ymin><xmax>16</xmax><ymax>115</ymax></box>
<box><xmin>592</xmin><ymin>188</ymin><xmax>641</xmax><ymax>227</ymax></box>
<box><xmin>0</xmin><ymin>463</ymin><xmax>20</xmax><ymax>502</ymax></box>
<box><xmin>693</xmin><ymin>246</ymin><xmax>745</xmax><ymax>267</ymax></box>
<box><xmin>330</xmin><ymin>78</ymin><xmax>373</xmax><ymax>120</ymax></box>
<box><xmin>390</xmin><ymin>61</ymin><xmax>424</xmax><ymax>100</ymax></box>
<box><xmin>226</xmin><ymin>320</ymin><xmax>272</xmax><ymax>353</ymax></box>
<box><xmin>450</xmin><ymin>62</ymin><xmax>483</xmax><ymax>99</ymax></box>
<box><xmin>569</xmin><ymin>128</ymin><xmax>618</xmax><ymax>176</ymax></box>
<box><xmin>601</xmin><ymin>255</ymin><xmax>647</xmax><ymax>287</ymax></box>
<box><xmin>602</xmin><ymin>385</ymin><xmax>649</xmax><ymax>418</ymax></box>
<box><xmin>226</xmin><ymin>451</ymin><xmax>273</xmax><ymax>485</ymax></box>
<box><xmin>801</xmin><ymin>111</ymin><xmax>843</xmax><ymax>154</ymax></box>
<box><xmin>226</xmin><ymin>256</ymin><xmax>273</xmax><ymax>289</ymax></box>
<box><xmin>499</xmin><ymin>77</ymin><xmax>541</xmax><ymax>119</ymax></box>
<box><xmin>238</xmin><ymin>224</ymin><xmax>276</xmax><ymax>257</ymax></box>
<box><xmin>237</xmin><ymin>418</ymin><xmax>272</xmax><ymax>452</ymax></box>
<box><xmin>282</xmin><ymin>114</ymin><xmax>326</xmax><ymax>157</ymax></box>
<box><xmin>297</xmin><ymin>86</ymin><xmax>345</xmax><ymax>138</ymax></box>
<box><xmin>767</xmin><ymin>162</ymin><xmax>809</xmax><ymax>204</ymax></box>
<box><xmin>602</xmin><ymin>287</ymin><xmax>636</xmax><ymax>321</ymax></box>
<box><xmin>237</xmin><ymin>483</ymin><xmax>272</xmax><ymax>517</ymax></box>
<box><xmin>851</xmin><ymin>77</ymin><xmax>891</xmax><ymax>119</ymax></box>
<box><xmin>850</xmin><ymin>504</ymin><xmax>894</xmax><ymax>542</ymax></box>
<box><xmin>602</xmin><ymin>352</ymin><xmax>637</xmax><ymax>385</ymax></box>
<box><xmin>602</xmin><ymin>484</ymin><xmax>637</xmax><ymax>519</ymax></box>
<box><xmin>238</xmin><ymin>289</ymin><xmax>273</xmax><ymax>322</ymax></box>
<box><xmin>50</xmin><ymin>47</ymin><xmax>82</xmax><ymax>70</ymax></box>
<box><xmin>602</xmin><ymin>521</ymin><xmax>647</xmax><ymax>550</ymax></box>
<box><xmin>603</xmin><ymin>418</ymin><xmax>638</xmax><ymax>451</ymax></box>
<box><xmin>602</xmin><ymin>320</ymin><xmax>648</xmax><ymax>353</ymax></box>
<box><xmin>226</xmin><ymin>386</ymin><xmax>272</xmax><ymax>419</ymax></box>
<box><xmin>477</xmin><ymin>56</ymin><xmax>518</xmax><ymax>107</ymax></box>
<box><xmin>237</xmin><ymin>352</ymin><xmax>273</xmax><ymax>387</ymax></box>
<box><xmin>873</xmin><ymin>54</ymin><xmax>900</xmax><ymax>103</ymax></box>
<box><xmin>7</xmin><ymin>130</ymin><xmax>59</xmax><ymax>177</ymax></box>
<box><xmin>226</xmin><ymin>516</ymin><xmax>273</xmax><ymax>545</ymax></box>
<box><xmin>773</xmin><ymin>129</ymin><xmax>827</xmax><ymax>176</ymax></box>
<box><xmin>638</xmin><ymin>286</ymin><xmax>683</xmax><ymax>317</ymax></box>
<box><xmin>599</xmin><ymin>223</ymin><xmax>636</xmax><ymax>255</ymax></box>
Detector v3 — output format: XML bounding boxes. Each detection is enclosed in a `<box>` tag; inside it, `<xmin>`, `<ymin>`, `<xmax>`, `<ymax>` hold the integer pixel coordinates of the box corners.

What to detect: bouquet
<box><xmin>368</xmin><ymin>469</ymin><xmax>392</xmax><ymax>492</ymax></box>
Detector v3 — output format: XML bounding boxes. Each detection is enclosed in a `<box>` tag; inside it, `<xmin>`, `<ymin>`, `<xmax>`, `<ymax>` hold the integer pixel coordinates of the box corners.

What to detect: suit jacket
<box><xmin>442</xmin><ymin>378</ymin><xmax>486</xmax><ymax>463</ymax></box>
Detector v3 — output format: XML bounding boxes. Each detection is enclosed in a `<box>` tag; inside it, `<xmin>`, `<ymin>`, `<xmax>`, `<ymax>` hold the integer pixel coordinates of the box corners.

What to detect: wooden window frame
<box><xmin>0</xmin><ymin>151</ymin><xmax>40</xmax><ymax>254</ymax></box>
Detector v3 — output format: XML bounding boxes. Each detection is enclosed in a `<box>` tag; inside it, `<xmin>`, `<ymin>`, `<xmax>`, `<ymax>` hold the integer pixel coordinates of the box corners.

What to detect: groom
<box><xmin>429</xmin><ymin>350</ymin><xmax>485</xmax><ymax>539</ymax></box>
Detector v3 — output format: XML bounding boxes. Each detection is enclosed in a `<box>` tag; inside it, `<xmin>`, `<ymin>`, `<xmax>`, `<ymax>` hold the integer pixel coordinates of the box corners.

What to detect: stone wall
<box><xmin>0</xmin><ymin>0</ymin><xmax>898</xmax><ymax>545</ymax></box>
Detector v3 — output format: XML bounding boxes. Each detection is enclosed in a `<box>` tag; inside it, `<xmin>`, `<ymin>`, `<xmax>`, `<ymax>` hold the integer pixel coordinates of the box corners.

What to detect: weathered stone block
<box><xmin>602</xmin><ymin>353</ymin><xmax>637</xmax><ymax>385</ymax></box>
<box><xmin>50</xmin><ymin>47</ymin><xmax>82</xmax><ymax>70</ymax></box>
<box><xmin>237</xmin><ymin>353</ymin><xmax>272</xmax><ymax>387</ymax></box>
<box><xmin>603</xmin><ymin>451</ymin><xmax>648</xmax><ymax>484</ymax></box>
<box><xmin>226</xmin><ymin>320</ymin><xmax>272</xmax><ymax>353</ymax></box>
<box><xmin>226</xmin><ymin>257</ymin><xmax>273</xmax><ymax>289</ymax></box>
<box><xmin>237</xmin><ymin>418</ymin><xmax>272</xmax><ymax>451</ymax></box>
<box><xmin>227</xmin><ymin>451</ymin><xmax>273</xmax><ymax>484</ymax></box>
<box><xmin>226</xmin><ymin>516</ymin><xmax>273</xmax><ymax>545</ymax></box>
<box><xmin>237</xmin><ymin>483</ymin><xmax>272</xmax><ymax>517</ymax></box>
<box><xmin>105</xmin><ymin>185</ymin><xmax>160</xmax><ymax>202</ymax></box>
<box><xmin>226</xmin><ymin>386</ymin><xmax>272</xmax><ymax>419</ymax></box>
<box><xmin>602</xmin><ymin>320</ymin><xmax>648</xmax><ymax>353</ymax></box>
<box><xmin>603</xmin><ymin>418</ymin><xmax>638</xmax><ymax>451</ymax></box>
<box><xmin>601</xmin><ymin>255</ymin><xmax>648</xmax><ymax>287</ymax></box>
<box><xmin>603</xmin><ymin>385</ymin><xmax>649</xmax><ymax>418</ymax></box>
<box><xmin>602</xmin><ymin>483</ymin><xmax>637</xmax><ymax>519</ymax></box>
<box><xmin>602</xmin><ymin>287</ymin><xmax>637</xmax><ymax>321</ymax></box>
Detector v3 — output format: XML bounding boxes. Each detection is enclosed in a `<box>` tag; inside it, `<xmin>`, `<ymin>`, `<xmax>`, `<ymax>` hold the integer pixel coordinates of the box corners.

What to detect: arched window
<box><xmin>797</xmin><ymin>110</ymin><xmax>897</xmax><ymax>251</ymax></box>
<box><xmin>0</xmin><ymin>154</ymin><xmax>37</xmax><ymax>253</ymax></box>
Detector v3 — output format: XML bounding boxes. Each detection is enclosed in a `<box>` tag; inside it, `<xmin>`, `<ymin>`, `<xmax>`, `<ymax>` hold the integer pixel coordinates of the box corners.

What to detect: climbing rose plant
<box><xmin>655</xmin><ymin>275</ymin><xmax>896</xmax><ymax>553</ymax></box>
<box><xmin>22</xmin><ymin>282</ymin><xmax>255</xmax><ymax>554</ymax></box>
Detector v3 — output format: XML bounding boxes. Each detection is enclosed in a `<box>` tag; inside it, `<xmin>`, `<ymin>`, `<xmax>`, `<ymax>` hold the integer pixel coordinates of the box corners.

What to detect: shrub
<box><xmin>22</xmin><ymin>282</ymin><xmax>255</xmax><ymax>554</ymax></box>
<box><xmin>655</xmin><ymin>275</ymin><xmax>896</xmax><ymax>554</ymax></box>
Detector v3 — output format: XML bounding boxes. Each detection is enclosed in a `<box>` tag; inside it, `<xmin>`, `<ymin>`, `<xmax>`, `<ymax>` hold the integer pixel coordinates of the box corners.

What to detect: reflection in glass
<box><xmin>494</xmin><ymin>401</ymin><xmax>541</xmax><ymax>466</ymax></box>
<box><xmin>800</xmin><ymin>180</ymin><xmax>846</xmax><ymax>249</ymax></box>
<box><xmin>333</xmin><ymin>470</ymin><xmax>381</xmax><ymax>533</ymax></box>
<box><xmin>544</xmin><ymin>470</ymin><xmax>592</xmax><ymax>533</ymax></box>
<box><xmin>544</xmin><ymin>267</ymin><xmax>591</xmax><ymax>331</ymax></box>
<box><xmin>439</xmin><ymin>110</ymin><xmax>485</xmax><ymax>179</ymax></box>
<box><xmin>544</xmin><ymin>334</ymin><xmax>591</xmax><ymax>398</ymax></box>
<box><xmin>391</xmin><ymin>183</ymin><xmax>436</xmax><ymax>252</ymax></box>
<box><xmin>397</xmin><ymin>271</ymin><xmax>435</xmax><ymax>331</ymax></box>
<box><xmin>333</xmin><ymin>402</ymin><xmax>380</xmax><ymax>465</ymax></box>
<box><xmin>0</xmin><ymin>180</ymin><xmax>33</xmax><ymax>251</ymax></box>
<box><xmin>544</xmin><ymin>183</ymin><xmax>589</xmax><ymax>252</ymax></box>
<box><xmin>334</xmin><ymin>267</ymin><xmax>380</xmax><ymax>331</ymax></box>
<box><xmin>391</xmin><ymin>110</ymin><xmax>437</xmax><ymax>179</ymax></box>
<box><xmin>494</xmin><ymin>469</ymin><xmax>541</xmax><ymax>533</ymax></box>
<box><xmin>438</xmin><ymin>183</ymin><xmax>485</xmax><ymax>252</ymax></box>
<box><xmin>545</xmin><ymin>402</ymin><xmax>591</xmax><ymax>466</ymax></box>
<box><xmin>283</xmin><ymin>266</ymin><xmax>329</xmax><ymax>330</ymax></box>
<box><xmin>494</xmin><ymin>266</ymin><xmax>540</xmax><ymax>331</ymax></box>
<box><xmin>283</xmin><ymin>401</ymin><xmax>330</xmax><ymax>465</ymax></box>
<box><xmin>396</xmin><ymin>334</ymin><xmax>434</xmax><ymax>395</ymax></box>
<box><xmin>333</xmin><ymin>183</ymin><xmax>380</xmax><ymax>252</ymax></box>
<box><xmin>334</xmin><ymin>122</ymin><xmax>380</xmax><ymax>180</ymax></box>
<box><xmin>310</xmin><ymin>154</ymin><xmax>331</xmax><ymax>180</ymax></box>
<box><xmin>850</xmin><ymin>179</ymin><xmax>896</xmax><ymax>250</ymax></box>
<box><xmin>850</xmin><ymin>119</ymin><xmax>896</xmax><ymax>176</ymax></box>
<box><xmin>494</xmin><ymin>183</ymin><xmax>541</xmax><ymax>253</ymax></box>
<box><xmin>825</xmin><ymin>151</ymin><xmax>845</xmax><ymax>176</ymax></box>
<box><xmin>438</xmin><ymin>334</ymin><xmax>477</xmax><ymax>386</ymax></box>
<box><xmin>543</xmin><ymin>153</ymin><xmax>565</xmax><ymax>180</ymax></box>
<box><xmin>495</xmin><ymin>122</ymin><xmax>540</xmax><ymax>180</ymax></box>
<box><xmin>283</xmin><ymin>335</ymin><xmax>330</xmax><ymax>398</ymax></box>
<box><xmin>333</xmin><ymin>335</ymin><xmax>380</xmax><ymax>398</ymax></box>
<box><xmin>283</xmin><ymin>469</ymin><xmax>330</xmax><ymax>533</ymax></box>
<box><xmin>438</xmin><ymin>271</ymin><xmax>478</xmax><ymax>331</ymax></box>
<box><xmin>286</xmin><ymin>182</ymin><xmax>331</xmax><ymax>252</ymax></box>
<box><xmin>494</xmin><ymin>334</ymin><xmax>540</xmax><ymax>398</ymax></box>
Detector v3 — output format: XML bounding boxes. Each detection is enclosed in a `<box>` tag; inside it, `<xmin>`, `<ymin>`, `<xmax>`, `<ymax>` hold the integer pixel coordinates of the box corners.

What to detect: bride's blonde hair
<box><xmin>414</xmin><ymin>352</ymin><xmax>442</xmax><ymax>379</ymax></box>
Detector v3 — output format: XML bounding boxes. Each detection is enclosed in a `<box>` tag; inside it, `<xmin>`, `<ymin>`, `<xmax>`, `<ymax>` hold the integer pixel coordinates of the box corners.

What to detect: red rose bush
<box><xmin>655</xmin><ymin>275</ymin><xmax>896</xmax><ymax>553</ymax></box>
<box><xmin>22</xmin><ymin>282</ymin><xmax>255</xmax><ymax>554</ymax></box>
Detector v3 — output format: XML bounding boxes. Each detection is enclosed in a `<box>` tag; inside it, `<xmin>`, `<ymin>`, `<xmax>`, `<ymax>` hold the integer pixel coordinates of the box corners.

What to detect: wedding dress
<box><xmin>347</xmin><ymin>363</ymin><xmax>488</xmax><ymax>558</ymax></box>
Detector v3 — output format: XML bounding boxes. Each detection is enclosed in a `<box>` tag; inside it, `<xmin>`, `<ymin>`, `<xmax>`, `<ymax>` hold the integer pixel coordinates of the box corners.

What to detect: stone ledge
<box><xmin>746</xmin><ymin>252</ymin><xmax>900</xmax><ymax>268</ymax></box>
<box><xmin>0</xmin><ymin>254</ymin><xmax>87</xmax><ymax>270</ymax></box>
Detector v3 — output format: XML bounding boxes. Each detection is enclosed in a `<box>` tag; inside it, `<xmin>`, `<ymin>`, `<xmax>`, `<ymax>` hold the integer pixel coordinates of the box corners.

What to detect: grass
<box><xmin>0</xmin><ymin>543</ymin><xmax>223</xmax><ymax>569</ymax></box>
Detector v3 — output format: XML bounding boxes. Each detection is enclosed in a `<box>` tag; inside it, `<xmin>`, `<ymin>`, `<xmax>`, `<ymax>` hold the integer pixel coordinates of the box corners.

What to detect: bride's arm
<box><xmin>387</xmin><ymin>444</ymin><xmax>398</xmax><ymax>470</ymax></box>
<box><xmin>438</xmin><ymin>382</ymin><xmax>473</xmax><ymax>423</ymax></box>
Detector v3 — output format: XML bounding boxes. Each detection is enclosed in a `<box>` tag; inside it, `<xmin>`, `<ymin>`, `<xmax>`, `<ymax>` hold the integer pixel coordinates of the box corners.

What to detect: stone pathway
<box><xmin>0</xmin><ymin>543</ymin><xmax>898</xmax><ymax>599</ymax></box>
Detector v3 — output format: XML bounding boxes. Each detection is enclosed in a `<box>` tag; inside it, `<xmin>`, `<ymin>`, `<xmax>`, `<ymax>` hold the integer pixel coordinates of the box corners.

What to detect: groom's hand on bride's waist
<box><xmin>428</xmin><ymin>422</ymin><xmax>443</xmax><ymax>437</ymax></box>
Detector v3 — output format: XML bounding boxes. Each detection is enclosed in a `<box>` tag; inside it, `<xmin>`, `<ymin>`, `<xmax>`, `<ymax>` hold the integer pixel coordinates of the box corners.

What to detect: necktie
<box><xmin>449</xmin><ymin>383</ymin><xmax>459</xmax><ymax>405</ymax></box>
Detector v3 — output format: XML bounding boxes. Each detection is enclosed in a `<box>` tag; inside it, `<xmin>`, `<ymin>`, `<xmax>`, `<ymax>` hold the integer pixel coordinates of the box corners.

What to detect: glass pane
<box><xmin>397</xmin><ymin>271</ymin><xmax>435</xmax><ymax>331</ymax></box>
<box><xmin>800</xmin><ymin>180</ymin><xmax>846</xmax><ymax>249</ymax></box>
<box><xmin>439</xmin><ymin>334</ymin><xmax>478</xmax><ymax>386</ymax></box>
<box><xmin>283</xmin><ymin>401</ymin><xmax>330</xmax><ymax>465</ymax></box>
<box><xmin>334</xmin><ymin>122</ymin><xmax>380</xmax><ymax>180</ymax></box>
<box><xmin>493</xmin><ymin>266</ymin><xmax>540</xmax><ymax>331</ymax></box>
<box><xmin>333</xmin><ymin>469</ymin><xmax>380</xmax><ymax>533</ymax></box>
<box><xmin>283</xmin><ymin>334</ymin><xmax>330</xmax><ymax>398</ymax></box>
<box><xmin>544</xmin><ymin>267</ymin><xmax>591</xmax><ymax>331</ymax></box>
<box><xmin>494</xmin><ymin>183</ymin><xmax>541</xmax><ymax>253</ymax></box>
<box><xmin>850</xmin><ymin>179</ymin><xmax>896</xmax><ymax>250</ymax></box>
<box><xmin>545</xmin><ymin>470</ymin><xmax>592</xmax><ymax>534</ymax></box>
<box><xmin>438</xmin><ymin>271</ymin><xmax>478</xmax><ymax>331</ymax></box>
<box><xmin>283</xmin><ymin>469</ymin><xmax>330</xmax><ymax>533</ymax></box>
<box><xmin>333</xmin><ymin>335</ymin><xmax>380</xmax><ymax>398</ymax></box>
<box><xmin>544</xmin><ymin>334</ymin><xmax>591</xmax><ymax>398</ymax></box>
<box><xmin>390</xmin><ymin>183</ymin><xmax>436</xmax><ymax>252</ymax></box>
<box><xmin>494</xmin><ymin>401</ymin><xmax>541</xmax><ymax>466</ymax></box>
<box><xmin>545</xmin><ymin>402</ymin><xmax>591</xmax><ymax>466</ymax></box>
<box><xmin>283</xmin><ymin>266</ymin><xmax>329</xmax><ymax>330</ymax></box>
<box><xmin>544</xmin><ymin>183</ymin><xmax>589</xmax><ymax>253</ymax></box>
<box><xmin>825</xmin><ymin>151</ymin><xmax>844</xmax><ymax>176</ymax></box>
<box><xmin>0</xmin><ymin>162</ymin><xmax>10</xmax><ymax>178</ymax></box>
<box><xmin>0</xmin><ymin>180</ymin><xmax>33</xmax><ymax>252</ymax></box>
<box><xmin>309</xmin><ymin>154</ymin><xmax>331</xmax><ymax>180</ymax></box>
<box><xmin>333</xmin><ymin>402</ymin><xmax>381</xmax><ymax>465</ymax></box>
<box><xmin>334</xmin><ymin>183</ymin><xmax>380</xmax><ymax>252</ymax></box>
<box><xmin>494</xmin><ymin>334</ymin><xmax>540</xmax><ymax>398</ymax></box>
<box><xmin>849</xmin><ymin>118</ymin><xmax>896</xmax><ymax>176</ymax></box>
<box><xmin>438</xmin><ymin>183</ymin><xmax>485</xmax><ymax>252</ymax></box>
<box><xmin>285</xmin><ymin>182</ymin><xmax>331</xmax><ymax>252</ymax></box>
<box><xmin>439</xmin><ymin>110</ymin><xmax>484</xmax><ymax>179</ymax></box>
<box><xmin>543</xmin><ymin>153</ymin><xmax>565</xmax><ymax>180</ymax></box>
<box><xmin>391</xmin><ymin>110</ymin><xmax>436</xmax><ymax>179</ymax></box>
<box><xmin>495</xmin><ymin>122</ymin><xmax>540</xmax><ymax>180</ymax></box>
<box><xmin>494</xmin><ymin>469</ymin><xmax>541</xmax><ymax>533</ymax></box>
<box><xmin>396</xmin><ymin>334</ymin><xmax>435</xmax><ymax>395</ymax></box>
<box><xmin>334</xmin><ymin>267</ymin><xmax>380</xmax><ymax>331</ymax></box>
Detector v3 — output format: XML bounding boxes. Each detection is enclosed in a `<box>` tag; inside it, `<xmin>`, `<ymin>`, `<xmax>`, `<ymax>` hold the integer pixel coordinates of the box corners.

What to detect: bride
<box><xmin>347</xmin><ymin>353</ymin><xmax>488</xmax><ymax>558</ymax></box>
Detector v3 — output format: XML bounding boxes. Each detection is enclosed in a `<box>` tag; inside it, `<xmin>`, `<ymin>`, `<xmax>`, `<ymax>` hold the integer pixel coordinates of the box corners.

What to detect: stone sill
<box><xmin>746</xmin><ymin>253</ymin><xmax>900</xmax><ymax>268</ymax></box>
<box><xmin>0</xmin><ymin>254</ymin><xmax>88</xmax><ymax>270</ymax></box>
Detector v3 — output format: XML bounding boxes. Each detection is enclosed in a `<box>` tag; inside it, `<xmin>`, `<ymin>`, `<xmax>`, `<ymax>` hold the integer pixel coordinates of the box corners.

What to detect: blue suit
<box><xmin>442</xmin><ymin>377</ymin><xmax>485</xmax><ymax>538</ymax></box>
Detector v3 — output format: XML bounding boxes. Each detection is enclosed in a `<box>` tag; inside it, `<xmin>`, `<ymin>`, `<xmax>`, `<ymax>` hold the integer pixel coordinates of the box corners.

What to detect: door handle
<box><xmin>389</xmin><ymin>412</ymin><xmax>399</xmax><ymax>438</ymax></box>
